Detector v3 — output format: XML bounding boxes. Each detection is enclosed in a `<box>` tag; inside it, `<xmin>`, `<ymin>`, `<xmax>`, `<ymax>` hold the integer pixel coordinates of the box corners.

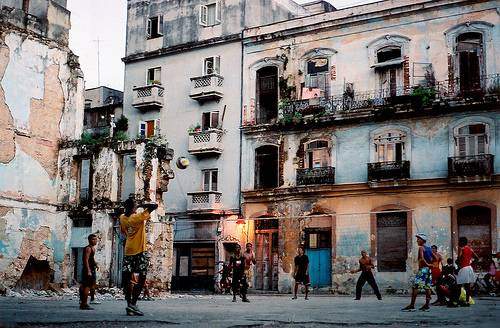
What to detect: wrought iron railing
<box><xmin>277</xmin><ymin>74</ymin><xmax>500</xmax><ymax>123</ymax></box>
<box><xmin>296</xmin><ymin>167</ymin><xmax>335</xmax><ymax>186</ymax></box>
<box><xmin>448</xmin><ymin>154</ymin><xmax>494</xmax><ymax>179</ymax></box>
<box><xmin>367</xmin><ymin>161</ymin><xmax>410</xmax><ymax>181</ymax></box>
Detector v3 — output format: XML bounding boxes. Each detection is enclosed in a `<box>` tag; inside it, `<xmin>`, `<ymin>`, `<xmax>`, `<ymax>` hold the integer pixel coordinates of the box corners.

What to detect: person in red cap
<box><xmin>402</xmin><ymin>233</ymin><xmax>435</xmax><ymax>311</ymax></box>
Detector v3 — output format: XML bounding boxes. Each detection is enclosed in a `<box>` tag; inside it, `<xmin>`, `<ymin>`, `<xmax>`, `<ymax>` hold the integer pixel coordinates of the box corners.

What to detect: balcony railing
<box><xmin>367</xmin><ymin>161</ymin><xmax>410</xmax><ymax>182</ymax></box>
<box><xmin>188</xmin><ymin>129</ymin><xmax>223</xmax><ymax>156</ymax></box>
<box><xmin>296</xmin><ymin>167</ymin><xmax>335</xmax><ymax>186</ymax></box>
<box><xmin>448</xmin><ymin>154</ymin><xmax>494</xmax><ymax>183</ymax></box>
<box><xmin>189</xmin><ymin>74</ymin><xmax>224</xmax><ymax>101</ymax></box>
<box><xmin>275</xmin><ymin>74</ymin><xmax>500</xmax><ymax>125</ymax></box>
<box><xmin>187</xmin><ymin>191</ymin><xmax>222</xmax><ymax>212</ymax></box>
<box><xmin>79</xmin><ymin>188</ymin><xmax>91</xmax><ymax>204</ymax></box>
<box><xmin>132</xmin><ymin>84</ymin><xmax>164</xmax><ymax>110</ymax></box>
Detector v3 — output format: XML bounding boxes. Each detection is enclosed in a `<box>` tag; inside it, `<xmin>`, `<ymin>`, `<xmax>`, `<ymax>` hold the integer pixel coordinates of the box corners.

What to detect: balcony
<box><xmin>132</xmin><ymin>84</ymin><xmax>164</xmax><ymax>110</ymax></box>
<box><xmin>367</xmin><ymin>161</ymin><xmax>410</xmax><ymax>187</ymax></box>
<box><xmin>189</xmin><ymin>74</ymin><xmax>224</xmax><ymax>101</ymax></box>
<box><xmin>296</xmin><ymin>167</ymin><xmax>335</xmax><ymax>186</ymax></box>
<box><xmin>256</xmin><ymin>74</ymin><xmax>500</xmax><ymax>129</ymax></box>
<box><xmin>187</xmin><ymin>191</ymin><xmax>222</xmax><ymax>213</ymax></box>
<box><xmin>188</xmin><ymin>129</ymin><xmax>223</xmax><ymax>156</ymax></box>
<box><xmin>448</xmin><ymin>154</ymin><xmax>494</xmax><ymax>183</ymax></box>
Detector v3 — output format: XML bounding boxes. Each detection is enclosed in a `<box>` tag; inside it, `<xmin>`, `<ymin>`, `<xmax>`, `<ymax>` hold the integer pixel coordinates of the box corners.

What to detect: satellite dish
<box><xmin>176</xmin><ymin>157</ymin><xmax>190</xmax><ymax>169</ymax></box>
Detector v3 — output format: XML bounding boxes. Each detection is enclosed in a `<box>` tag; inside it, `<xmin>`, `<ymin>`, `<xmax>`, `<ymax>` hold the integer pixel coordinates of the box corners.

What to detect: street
<box><xmin>0</xmin><ymin>295</ymin><xmax>498</xmax><ymax>327</ymax></box>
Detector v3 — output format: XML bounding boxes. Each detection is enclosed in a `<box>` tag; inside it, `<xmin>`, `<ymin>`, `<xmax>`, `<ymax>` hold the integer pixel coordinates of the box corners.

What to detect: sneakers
<box><xmin>242</xmin><ymin>297</ymin><xmax>250</xmax><ymax>303</ymax></box>
<box><xmin>79</xmin><ymin>304</ymin><xmax>94</xmax><ymax>310</ymax></box>
<box><xmin>401</xmin><ymin>305</ymin><xmax>416</xmax><ymax>312</ymax></box>
<box><xmin>232</xmin><ymin>296</ymin><xmax>237</xmax><ymax>302</ymax></box>
<box><xmin>419</xmin><ymin>304</ymin><xmax>430</xmax><ymax>311</ymax></box>
<box><xmin>89</xmin><ymin>300</ymin><xmax>101</xmax><ymax>305</ymax></box>
<box><xmin>126</xmin><ymin>304</ymin><xmax>144</xmax><ymax>316</ymax></box>
<box><xmin>305</xmin><ymin>296</ymin><xmax>309</xmax><ymax>300</ymax></box>
<box><xmin>292</xmin><ymin>296</ymin><xmax>297</xmax><ymax>300</ymax></box>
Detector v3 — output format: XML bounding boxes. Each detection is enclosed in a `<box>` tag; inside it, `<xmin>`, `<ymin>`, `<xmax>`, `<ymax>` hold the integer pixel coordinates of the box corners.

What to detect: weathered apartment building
<box><xmin>121</xmin><ymin>0</ymin><xmax>336</xmax><ymax>290</ymax></box>
<box><xmin>240</xmin><ymin>0</ymin><xmax>500</xmax><ymax>293</ymax></box>
<box><xmin>0</xmin><ymin>0</ymin><xmax>175</xmax><ymax>291</ymax></box>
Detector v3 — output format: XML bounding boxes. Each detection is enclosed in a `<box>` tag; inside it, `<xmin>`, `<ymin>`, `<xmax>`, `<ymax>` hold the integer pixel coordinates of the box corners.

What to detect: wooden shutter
<box><xmin>146</xmin><ymin>121</ymin><xmax>155</xmax><ymax>138</ymax></box>
<box><xmin>376</xmin><ymin>212</ymin><xmax>407</xmax><ymax>272</ymax></box>
<box><xmin>215</xmin><ymin>56</ymin><xmax>220</xmax><ymax>75</ymax></box>
<box><xmin>215</xmin><ymin>1</ymin><xmax>222</xmax><ymax>23</ymax></box>
<box><xmin>199</xmin><ymin>5</ymin><xmax>208</xmax><ymax>26</ymax></box>
<box><xmin>211</xmin><ymin>112</ymin><xmax>219</xmax><ymax>128</ymax></box>
<box><xmin>146</xmin><ymin>18</ymin><xmax>152</xmax><ymax>38</ymax></box>
<box><xmin>211</xmin><ymin>170</ymin><xmax>218</xmax><ymax>191</ymax></box>
<box><xmin>158</xmin><ymin>15</ymin><xmax>164</xmax><ymax>35</ymax></box>
<box><xmin>202</xmin><ymin>112</ymin><xmax>210</xmax><ymax>131</ymax></box>
<box><xmin>203</xmin><ymin>171</ymin><xmax>210</xmax><ymax>191</ymax></box>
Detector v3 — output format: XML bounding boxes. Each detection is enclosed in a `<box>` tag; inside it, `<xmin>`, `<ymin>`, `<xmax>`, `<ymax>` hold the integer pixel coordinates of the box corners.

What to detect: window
<box><xmin>202</xmin><ymin>111</ymin><xmax>219</xmax><ymax>131</ymax></box>
<box><xmin>455</xmin><ymin>123</ymin><xmax>488</xmax><ymax>157</ymax></box>
<box><xmin>375</xmin><ymin>46</ymin><xmax>403</xmax><ymax>97</ymax></box>
<box><xmin>376</xmin><ymin>211</ymin><xmax>408</xmax><ymax>272</ymax></box>
<box><xmin>72</xmin><ymin>216</ymin><xmax>92</xmax><ymax>228</ymax></box>
<box><xmin>147</xmin><ymin>67</ymin><xmax>161</xmax><ymax>85</ymax></box>
<box><xmin>256</xmin><ymin>66</ymin><xmax>278</xmax><ymax>124</ymax></box>
<box><xmin>199</xmin><ymin>1</ymin><xmax>221</xmax><ymax>27</ymax></box>
<box><xmin>305</xmin><ymin>140</ymin><xmax>330</xmax><ymax>168</ymax></box>
<box><xmin>374</xmin><ymin>131</ymin><xmax>406</xmax><ymax>162</ymax></box>
<box><xmin>203</xmin><ymin>56</ymin><xmax>220</xmax><ymax>75</ymax></box>
<box><xmin>456</xmin><ymin>32</ymin><xmax>483</xmax><ymax>93</ymax></box>
<box><xmin>147</xmin><ymin>15</ymin><xmax>163</xmax><ymax>39</ymax></box>
<box><xmin>255</xmin><ymin>145</ymin><xmax>279</xmax><ymax>189</ymax></box>
<box><xmin>79</xmin><ymin>158</ymin><xmax>91</xmax><ymax>203</ymax></box>
<box><xmin>202</xmin><ymin>169</ymin><xmax>218</xmax><ymax>191</ymax></box>
<box><xmin>305</xmin><ymin>57</ymin><xmax>329</xmax><ymax>97</ymax></box>
<box><xmin>139</xmin><ymin>119</ymin><xmax>160</xmax><ymax>138</ymax></box>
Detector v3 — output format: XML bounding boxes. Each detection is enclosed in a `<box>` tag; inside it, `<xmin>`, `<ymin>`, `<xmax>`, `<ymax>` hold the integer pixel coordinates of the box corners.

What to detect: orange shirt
<box><xmin>120</xmin><ymin>210</ymin><xmax>150</xmax><ymax>256</ymax></box>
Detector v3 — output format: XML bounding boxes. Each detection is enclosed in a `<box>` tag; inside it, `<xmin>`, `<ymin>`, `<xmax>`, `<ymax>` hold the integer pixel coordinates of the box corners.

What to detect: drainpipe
<box><xmin>237</xmin><ymin>30</ymin><xmax>244</xmax><ymax>222</ymax></box>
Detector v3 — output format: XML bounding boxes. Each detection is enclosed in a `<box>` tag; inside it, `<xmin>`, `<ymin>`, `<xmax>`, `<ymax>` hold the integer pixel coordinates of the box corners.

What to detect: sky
<box><xmin>67</xmin><ymin>0</ymin><xmax>377</xmax><ymax>92</ymax></box>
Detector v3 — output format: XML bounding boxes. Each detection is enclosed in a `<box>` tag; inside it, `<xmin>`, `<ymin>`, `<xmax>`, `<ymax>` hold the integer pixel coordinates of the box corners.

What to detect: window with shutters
<box><xmin>139</xmin><ymin>119</ymin><xmax>159</xmax><ymax>138</ymax></box>
<box><xmin>147</xmin><ymin>67</ymin><xmax>161</xmax><ymax>85</ymax></box>
<box><xmin>304</xmin><ymin>140</ymin><xmax>330</xmax><ymax>168</ymax></box>
<box><xmin>456</xmin><ymin>32</ymin><xmax>483</xmax><ymax>94</ymax></box>
<box><xmin>202</xmin><ymin>111</ymin><xmax>219</xmax><ymax>131</ymax></box>
<box><xmin>373</xmin><ymin>130</ymin><xmax>406</xmax><ymax>162</ymax></box>
<box><xmin>305</xmin><ymin>58</ymin><xmax>329</xmax><ymax>97</ymax></box>
<box><xmin>375</xmin><ymin>46</ymin><xmax>403</xmax><ymax>97</ymax></box>
<box><xmin>376</xmin><ymin>211</ymin><xmax>408</xmax><ymax>272</ymax></box>
<box><xmin>202</xmin><ymin>169</ymin><xmax>218</xmax><ymax>191</ymax></box>
<box><xmin>147</xmin><ymin>16</ymin><xmax>163</xmax><ymax>39</ymax></box>
<box><xmin>256</xmin><ymin>66</ymin><xmax>278</xmax><ymax>124</ymax></box>
<box><xmin>454</xmin><ymin>123</ymin><xmax>489</xmax><ymax>157</ymax></box>
<box><xmin>203</xmin><ymin>56</ymin><xmax>220</xmax><ymax>75</ymax></box>
<box><xmin>79</xmin><ymin>158</ymin><xmax>92</xmax><ymax>203</ymax></box>
<box><xmin>199</xmin><ymin>1</ymin><xmax>221</xmax><ymax>27</ymax></box>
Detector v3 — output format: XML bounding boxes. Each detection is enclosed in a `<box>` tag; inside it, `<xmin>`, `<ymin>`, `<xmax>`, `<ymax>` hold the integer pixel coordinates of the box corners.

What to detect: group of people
<box><xmin>78</xmin><ymin>199</ymin><xmax>497</xmax><ymax>315</ymax></box>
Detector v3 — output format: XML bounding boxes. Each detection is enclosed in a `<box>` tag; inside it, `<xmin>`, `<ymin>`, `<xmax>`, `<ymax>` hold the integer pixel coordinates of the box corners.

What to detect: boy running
<box><xmin>457</xmin><ymin>236</ymin><xmax>479</xmax><ymax>306</ymax></box>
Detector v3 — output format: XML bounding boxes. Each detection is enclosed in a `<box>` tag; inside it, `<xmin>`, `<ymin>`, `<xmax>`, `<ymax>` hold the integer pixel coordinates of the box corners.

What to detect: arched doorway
<box><xmin>256</xmin><ymin>66</ymin><xmax>278</xmax><ymax>124</ymax></box>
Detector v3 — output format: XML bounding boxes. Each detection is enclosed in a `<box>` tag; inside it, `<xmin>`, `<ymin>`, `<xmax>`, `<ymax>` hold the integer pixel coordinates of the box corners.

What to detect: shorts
<box><xmin>245</xmin><ymin>268</ymin><xmax>253</xmax><ymax>288</ymax></box>
<box><xmin>457</xmin><ymin>266</ymin><xmax>476</xmax><ymax>284</ymax></box>
<box><xmin>122</xmin><ymin>252</ymin><xmax>150</xmax><ymax>275</ymax></box>
<box><xmin>413</xmin><ymin>267</ymin><xmax>432</xmax><ymax>291</ymax></box>
<box><xmin>295</xmin><ymin>273</ymin><xmax>310</xmax><ymax>286</ymax></box>
<box><xmin>81</xmin><ymin>270</ymin><xmax>96</xmax><ymax>288</ymax></box>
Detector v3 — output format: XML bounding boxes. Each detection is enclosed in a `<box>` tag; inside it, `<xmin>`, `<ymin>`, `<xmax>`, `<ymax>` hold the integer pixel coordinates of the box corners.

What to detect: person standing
<box><xmin>402</xmin><ymin>233</ymin><xmax>435</xmax><ymax>311</ymax></box>
<box><xmin>79</xmin><ymin>234</ymin><xmax>98</xmax><ymax>310</ymax></box>
<box><xmin>120</xmin><ymin>198</ymin><xmax>158</xmax><ymax>316</ymax></box>
<box><xmin>293</xmin><ymin>246</ymin><xmax>310</xmax><ymax>300</ymax></box>
<box><xmin>243</xmin><ymin>243</ymin><xmax>256</xmax><ymax>289</ymax></box>
<box><xmin>456</xmin><ymin>236</ymin><xmax>479</xmax><ymax>306</ymax></box>
<box><xmin>230</xmin><ymin>244</ymin><xmax>249</xmax><ymax>302</ymax></box>
<box><xmin>430</xmin><ymin>245</ymin><xmax>443</xmax><ymax>286</ymax></box>
<box><xmin>351</xmin><ymin>250</ymin><xmax>382</xmax><ymax>300</ymax></box>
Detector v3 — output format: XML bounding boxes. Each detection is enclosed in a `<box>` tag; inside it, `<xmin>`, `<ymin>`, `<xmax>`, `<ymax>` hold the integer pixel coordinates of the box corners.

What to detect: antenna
<box><xmin>92</xmin><ymin>38</ymin><xmax>101</xmax><ymax>86</ymax></box>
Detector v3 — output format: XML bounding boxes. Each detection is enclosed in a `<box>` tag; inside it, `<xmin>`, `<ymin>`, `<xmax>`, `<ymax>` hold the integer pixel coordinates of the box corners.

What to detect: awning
<box><xmin>371</xmin><ymin>58</ymin><xmax>404</xmax><ymax>69</ymax></box>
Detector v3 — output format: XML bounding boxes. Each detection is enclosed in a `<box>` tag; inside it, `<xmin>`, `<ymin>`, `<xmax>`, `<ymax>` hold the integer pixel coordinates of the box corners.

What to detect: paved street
<box><xmin>0</xmin><ymin>295</ymin><xmax>498</xmax><ymax>327</ymax></box>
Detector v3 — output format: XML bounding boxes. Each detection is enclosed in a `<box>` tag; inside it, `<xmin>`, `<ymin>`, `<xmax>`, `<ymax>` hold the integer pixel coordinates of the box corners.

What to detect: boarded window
<box><xmin>376</xmin><ymin>211</ymin><xmax>407</xmax><ymax>272</ymax></box>
<box><xmin>373</xmin><ymin>131</ymin><xmax>406</xmax><ymax>162</ymax></box>
<box><xmin>457</xmin><ymin>206</ymin><xmax>491</xmax><ymax>271</ymax></box>
<box><xmin>456</xmin><ymin>32</ymin><xmax>482</xmax><ymax>92</ymax></box>
<box><xmin>305</xmin><ymin>140</ymin><xmax>330</xmax><ymax>168</ymax></box>
<box><xmin>255</xmin><ymin>145</ymin><xmax>279</xmax><ymax>189</ymax></box>
<box><xmin>191</xmin><ymin>247</ymin><xmax>215</xmax><ymax>276</ymax></box>
<box><xmin>305</xmin><ymin>58</ymin><xmax>329</xmax><ymax>96</ymax></box>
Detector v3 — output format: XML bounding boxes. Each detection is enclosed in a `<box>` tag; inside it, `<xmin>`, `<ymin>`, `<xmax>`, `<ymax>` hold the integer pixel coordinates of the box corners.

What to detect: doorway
<box><xmin>254</xmin><ymin>218</ymin><xmax>279</xmax><ymax>291</ymax></box>
<box><xmin>304</xmin><ymin>229</ymin><xmax>332</xmax><ymax>288</ymax></box>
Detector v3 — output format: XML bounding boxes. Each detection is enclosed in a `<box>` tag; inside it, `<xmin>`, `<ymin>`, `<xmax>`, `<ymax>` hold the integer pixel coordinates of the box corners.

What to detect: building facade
<box><xmin>240</xmin><ymin>0</ymin><xmax>499</xmax><ymax>293</ymax></box>
<box><xmin>121</xmin><ymin>0</ymin><xmax>335</xmax><ymax>290</ymax></box>
<box><xmin>0</xmin><ymin>1</ymin><xmax>175</xmax><ymax>291</ymax></box>
<box><xmin>83</xmin><ymin>86</ymin><xmax>124</xmax><ymax>138</ymax></box>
